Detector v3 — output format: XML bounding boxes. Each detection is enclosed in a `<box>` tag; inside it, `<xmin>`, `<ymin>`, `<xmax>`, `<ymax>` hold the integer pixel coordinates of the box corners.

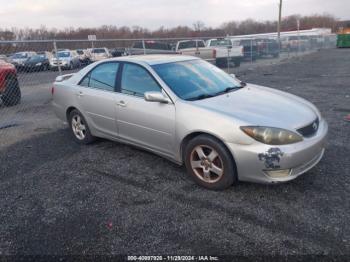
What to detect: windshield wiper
<box><xmin>187</xmin><ymin>93</ymin><xmax>215</xmax><ymax>101</ymax></box>
<box><xmin>214</xmin><ymin>86</ymin><xmax>240</xmax><ymax>96</ymax></box>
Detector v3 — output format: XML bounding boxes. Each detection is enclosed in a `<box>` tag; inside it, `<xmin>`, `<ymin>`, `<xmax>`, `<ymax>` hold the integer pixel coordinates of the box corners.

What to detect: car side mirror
<box><xmin>144</xmin><ymin>91</ymin><xmax>170</xmax><ymax>103</ymax></box>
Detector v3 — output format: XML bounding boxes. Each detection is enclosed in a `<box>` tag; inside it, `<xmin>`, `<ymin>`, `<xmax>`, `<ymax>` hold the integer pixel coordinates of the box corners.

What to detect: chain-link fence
<box><xmin>0</xmin><ymin>33</ymin><xmax>337</xmax><ymax>143</ymax></box>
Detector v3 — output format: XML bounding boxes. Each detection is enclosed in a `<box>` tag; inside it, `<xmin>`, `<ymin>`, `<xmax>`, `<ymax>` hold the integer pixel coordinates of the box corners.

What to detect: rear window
<box><xmin>178</xmin><ymin>41</ymin><xmax>195</xmax><ymax>50</ymax></box>
<box><xmin>209</xmin><ymin>39</ymin><xmax>232</xmax><ymax>47</ymax></box>
<box><xmin>240</xmin><ymin>40</ymin><xmax>255</xmax><ymax>45</ymax></box>
<box><xmin>132</xmin><ymin>42</ymin><xmax>171</xmax><ymax>50</ymax></box>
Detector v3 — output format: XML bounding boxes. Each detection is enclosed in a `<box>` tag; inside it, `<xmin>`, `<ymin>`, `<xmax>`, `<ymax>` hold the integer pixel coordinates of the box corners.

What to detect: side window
<box><xmin>197</xmin><ymin>41</ymin><xmax>205</xmax><ymax>48</ymax></box>
<box><xmin>80</xmin><ymin>62</ymin><xmax>119</xmax><ymax>91</ymax></box>
<box><xmin>121</xmin><ymin>63</ymin><xmax>160</xmax><ymax>97</ymax></box>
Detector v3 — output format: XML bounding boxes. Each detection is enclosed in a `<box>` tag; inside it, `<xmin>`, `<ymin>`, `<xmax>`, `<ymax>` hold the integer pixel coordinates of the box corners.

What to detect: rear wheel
<box><xmin>1</xmin><ymin>75</ymin><xmax>21</xmax><ymax>106</ymax></box>
<box><xmin>215</xmin><ymin>58</ymin><xmax>227</xmax><ymax>68</ymax></box>
<box><xmin>233</xmin><ymin>58</ymin><xmax>241</xmax><ymax>67</ymax></box>
<box><xmin>68</xmin><ymin>109</ymin><xmax>96</xmax><ymax>144</ymax></box>
<box><xmin>184</xmin><ymin>135</ymin><xmax>237</xmax><ymax>190</ymax></box>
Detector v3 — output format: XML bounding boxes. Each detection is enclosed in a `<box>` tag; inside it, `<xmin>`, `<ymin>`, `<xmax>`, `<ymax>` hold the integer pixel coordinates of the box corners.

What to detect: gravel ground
<box><xmin>0</xmin><ymin>48</ymin><xmax>349</xmax><ymax>259</ymax></box>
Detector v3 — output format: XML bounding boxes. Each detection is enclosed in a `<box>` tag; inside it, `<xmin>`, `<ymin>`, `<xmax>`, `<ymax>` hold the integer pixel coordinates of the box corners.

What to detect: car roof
<box><xmin>108</xmin><ymin>55</ymin><xmax>199</xmax><ymax>66</ymax></box>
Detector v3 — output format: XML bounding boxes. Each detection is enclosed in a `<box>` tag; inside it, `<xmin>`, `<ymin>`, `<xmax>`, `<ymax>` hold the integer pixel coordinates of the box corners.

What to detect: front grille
<box><xmin>297</xmin><ymin>118</ymin><xmax>319</xmax><ymax>137</ymax></box>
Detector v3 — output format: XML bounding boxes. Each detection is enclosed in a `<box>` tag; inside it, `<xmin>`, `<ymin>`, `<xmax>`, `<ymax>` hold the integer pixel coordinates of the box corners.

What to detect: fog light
<box><xmin>264</xmin><ymin>169</ymin><xmax>291</xmax><ymax>178</ymax></box>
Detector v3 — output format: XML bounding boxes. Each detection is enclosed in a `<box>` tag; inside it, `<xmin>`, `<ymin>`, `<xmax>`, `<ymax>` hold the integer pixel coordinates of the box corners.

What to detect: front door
<box><xmin>115</xmin><ymin>63</ymin><xmax>175</xmax><ymax>156</ymax></box>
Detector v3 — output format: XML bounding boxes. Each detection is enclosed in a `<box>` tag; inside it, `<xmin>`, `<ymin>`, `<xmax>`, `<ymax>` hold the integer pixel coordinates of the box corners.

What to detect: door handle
<box><xmin>116</xmin><ymin>100</ymin><xmax>127</xmax><ymax>107</ymax></box>
<box><xmin>76</xmin><ymin>91</ymin><xmax>84</xmax><ymax>97</ymax></box>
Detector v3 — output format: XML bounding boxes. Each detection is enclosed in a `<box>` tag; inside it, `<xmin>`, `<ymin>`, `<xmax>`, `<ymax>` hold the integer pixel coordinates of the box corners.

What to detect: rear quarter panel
<box><xmin>52</xmin><ymin>81</ymin><xmax>80</xmax><ymax>122</ymax></box>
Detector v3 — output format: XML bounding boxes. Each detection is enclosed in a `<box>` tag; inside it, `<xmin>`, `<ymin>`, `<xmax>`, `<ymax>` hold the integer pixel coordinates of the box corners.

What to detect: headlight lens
<box><xmin>35</xmin><ymin>62</ymin><xmax>42</xmax><ymax>66</ymax></box>
<box><xmin>240</xmin><ymin>126</ymin><xmax>303</xmax><ymax>145</ymax></box>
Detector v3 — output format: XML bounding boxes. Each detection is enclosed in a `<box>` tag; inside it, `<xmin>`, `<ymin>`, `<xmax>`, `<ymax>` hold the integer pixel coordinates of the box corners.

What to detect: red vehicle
<box><xmin>0</xmin><ymin>59</ymin><xmax>21</xmax><ymax>106</ymax></box>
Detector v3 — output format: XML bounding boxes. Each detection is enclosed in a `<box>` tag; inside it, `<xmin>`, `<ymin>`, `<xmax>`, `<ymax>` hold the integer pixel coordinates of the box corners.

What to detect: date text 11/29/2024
<box><xmin>127</xmin><ymin>255</ymin><xmax>219</xmax><ymax>261</ymax></box>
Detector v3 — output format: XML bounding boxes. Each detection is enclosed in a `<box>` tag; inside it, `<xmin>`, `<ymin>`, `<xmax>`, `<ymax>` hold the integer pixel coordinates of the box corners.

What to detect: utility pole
<box><xmin>277</xmin><ymin>0</ymin><xmax>283</xmax><ymax>50</ymax></box>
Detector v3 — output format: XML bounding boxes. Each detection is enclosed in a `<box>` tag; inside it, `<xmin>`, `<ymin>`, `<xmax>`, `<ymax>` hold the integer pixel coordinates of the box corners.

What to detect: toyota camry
<box><xmin>52</xmin><ymin>55</ymin><xmax>327</xmax><ymax>190</ymax></box>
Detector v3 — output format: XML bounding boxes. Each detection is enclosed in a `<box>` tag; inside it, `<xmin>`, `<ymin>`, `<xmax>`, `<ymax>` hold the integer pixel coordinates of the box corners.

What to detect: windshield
<box><xmin>57</xmin><ymin>51</ymin><xmax>70</xmax><ymax>58</ymax></box>
<box><xmin>28</xmin><ymin>55</ymin><xmax>45</xmax><ymax>61</ymax></box>
<box><xmin>92</xmin><ymin>49</ymin><xmax>106</xmax><ymax>54</ymax></box>
<box><xmin>152</xmin><ymin>59</ymin><xmax>242</xmax><ymax>101</ymax></box>
<box><xmin>13</xmin><ymin>53</ymin><xmax>28</xmax><ymax>59</ymax></box>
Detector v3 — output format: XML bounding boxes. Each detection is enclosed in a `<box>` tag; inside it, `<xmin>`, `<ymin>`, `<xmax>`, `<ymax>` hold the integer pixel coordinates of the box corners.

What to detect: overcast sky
<box><xmin>0</xmin><ymin>0</ymin><xmax>349</xmax><ymax>30</ymax></box>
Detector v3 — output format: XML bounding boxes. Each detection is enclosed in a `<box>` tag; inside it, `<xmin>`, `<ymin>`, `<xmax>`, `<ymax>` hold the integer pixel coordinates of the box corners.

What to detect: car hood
<box><xmin>52</xmin><ymin>57</ymin><xmax>71</xmax><ymax>62</ymax></box>
<box><xmin>191</xmin><ymin>84</ymin><xmax>318</xmax><ymax>130</ymax></box>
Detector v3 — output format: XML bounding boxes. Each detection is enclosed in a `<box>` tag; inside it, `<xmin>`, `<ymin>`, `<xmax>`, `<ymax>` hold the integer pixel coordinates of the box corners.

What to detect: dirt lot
<box><xmin>0</xmin><ymin>48</ymin><xmax>349</xmax><ymax>258</ymax></box>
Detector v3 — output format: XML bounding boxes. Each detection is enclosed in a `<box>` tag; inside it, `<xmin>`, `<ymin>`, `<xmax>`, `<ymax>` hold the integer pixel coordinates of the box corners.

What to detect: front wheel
<box><xmin>68</xmin><ymin>109</ymin><xmax>96</xmax><ymax>144</ymax></box>
<box><xmin>184</xmin><ymin>135</ymin><xmax>237</xmax><ymax>190</ymax></box>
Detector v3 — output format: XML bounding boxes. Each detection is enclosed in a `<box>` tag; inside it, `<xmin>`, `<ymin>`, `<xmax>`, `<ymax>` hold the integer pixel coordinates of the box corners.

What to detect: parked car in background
<box><xmin>0</xmin><ymin>60</ymin><xmax>21</xmax><ymax>106</ymax></box>
<box><xmin>176</xmin><ymin>40</ymin><xmax>216</xmax><ymax>63</ymax></box>
<box><xmin>10</xmin><ymin>51</ymin><xmax>37</xmax><ymax>71</ymax></box>
<box><xmin>23</xmin><ymin>52</ymin><xmax>52</xmax><ymax>72</ymax></box>
<box><xmin>76</xmin><ymin>49</ymin><xmax>91</xmax><ymax>65</ymax></box>
<box><xmin>50</xmin><ymin>50</ymin><xmax>80</xmax><ymax>70</ymax></box>
<box><xmin>256</xmin><ymin>38</ymin><xmax>280</xmax><ymax>58</ymax></box>
<box><xmin>206</xmin><ymin>38</ymin><xmax>244</xmax><ymax>67</ymax></box>
<box><xmin>127</xmin><ymin>41</ymin><xmax>174</xmax><ymax>55</ymax></box>
<box><xmin>230</xmin><ymin>39</ymin><xmax>259</xmax><ymax>61</ymax></box>
<box><xmin>0</xmin><ymin>55</ymin><xmax>9</xmax><ymax>62</ymax></box>
<box><xmin>110</xmin><ymin>48</ymin><xmax>126</xmax><ymax>57</ymax></box>
<box><xmin>288</xmin><ymin>36</ymin><xmax>310</xmax><ymax>51</ymax></box>
<box><xmin>90</xmin><ymin>48</ymin><xmax>111</xmax><ymax>62</ymax></box>
<box><xmin>52</xmin><ymin>55</ymin><xmax>327</xmax><ymax>190</ymax></box>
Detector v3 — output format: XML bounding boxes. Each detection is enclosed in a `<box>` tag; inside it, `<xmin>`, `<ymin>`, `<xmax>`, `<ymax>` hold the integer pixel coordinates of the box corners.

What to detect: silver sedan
<box><xmin>52</xmin><ymin>55</ymin><xmax>327</xmax><ymax>190</ymax></box>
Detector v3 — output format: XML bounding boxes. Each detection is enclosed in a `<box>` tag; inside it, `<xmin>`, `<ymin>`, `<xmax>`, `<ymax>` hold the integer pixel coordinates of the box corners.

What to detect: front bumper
<box><xmin>226</xmin><ymin>119</ymin><xmax>328</xmax><ymax>184</ymax></box>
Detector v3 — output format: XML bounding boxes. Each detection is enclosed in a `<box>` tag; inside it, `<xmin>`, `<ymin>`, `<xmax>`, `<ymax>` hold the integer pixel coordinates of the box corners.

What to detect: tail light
<box><xmin>212</xmin><ymin>49</ymin><xmax>216</xmax><ymax>59</ymax></box>
<box><xmin>51</xmin><ymin>86</ymin><xmax>55</xmax><ymax>95</ymax></box>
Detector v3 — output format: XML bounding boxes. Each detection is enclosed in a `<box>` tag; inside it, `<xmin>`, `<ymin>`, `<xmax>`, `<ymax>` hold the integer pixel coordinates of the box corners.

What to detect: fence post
<box><xmin>227</xmin><ymin>46</ymin><xmax>230</xmax><ymax>73</ymax></box>
<box><xmin>53</xmin><ymin>40</ymin><xmax>62</xmax><ymax>76</ymax></box>
<box><xmin>250</xmin><ymin>39</ymin><xmax>253</xmax><ymax>63</ymax></box>
<box><xmin>142</xmin><ymin>39</ymin><xmax>146</xmax><ymax>55</ymax></box>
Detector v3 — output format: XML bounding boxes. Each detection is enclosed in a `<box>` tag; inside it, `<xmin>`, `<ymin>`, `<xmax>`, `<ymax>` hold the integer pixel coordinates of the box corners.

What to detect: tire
<box><xmin>1</xmin><ymin>75</ymin><xmax>21</xmax><ymax>107</ymax></box>
<box><xmin>184</xmin><ymin>134</ymin><xmax>237</xmax><ymax>190</ymax></box>
<box><xmin>215</xmin><ymin>58</ymin><xmax>227</xmax><ymax>68</ymax></box>
<box><xmin>68</xmin><ymin>109</ymin><xmax>96</xmax><ymax>144</ymax></box>
<box><xmin>233</xmin><ymin>59</ymin><xmax>241</xmax><ymax>67</ymax></box>
<box><xmin>69</xmin><ymin>62</ymin><xmax>74</xmax><ymax>70</ymax></box>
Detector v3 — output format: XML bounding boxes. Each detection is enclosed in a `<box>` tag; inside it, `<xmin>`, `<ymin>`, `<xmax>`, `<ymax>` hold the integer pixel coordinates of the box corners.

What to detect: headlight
<box><xmin>240</xmin><ymin>126</ymin><xmax>303</xmax><ymax>145</ymax></box>
<box><xmin>35</xmin><ymin>62</ymin><xmax>42</xmax><ymax>66</ymax></box>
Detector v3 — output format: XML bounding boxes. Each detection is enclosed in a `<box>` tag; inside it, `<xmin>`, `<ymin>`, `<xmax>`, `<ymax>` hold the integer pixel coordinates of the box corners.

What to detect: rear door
<box><xmin>114</xmin><ymin>62</ymin><xmax>175</xmax><ymax>156</ymax></box>
<box><xmin>75</xmin><ymin>62</ymin><xmax>120</xmax><ymax>137</ymax></box>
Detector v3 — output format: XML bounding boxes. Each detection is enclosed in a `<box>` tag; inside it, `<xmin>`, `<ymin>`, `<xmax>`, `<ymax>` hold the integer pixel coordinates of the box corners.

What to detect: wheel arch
<box><xmin>66</xmin><ymin>106</ymin><xmax>78</xmax><ymax>122</ymax></box>
<box><xmin>180</xmin><ymin>131</ymin><xmax>237</xmax><ymax>170</ymax></box>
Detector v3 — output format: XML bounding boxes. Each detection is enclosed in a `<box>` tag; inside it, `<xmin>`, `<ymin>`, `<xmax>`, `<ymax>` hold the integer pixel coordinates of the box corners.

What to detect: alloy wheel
<box><xmin>190</xmin><ymin>145</ymin><xmax>224</xmax><ymax>183</ymax></box>
<box><xmin>71</xmin><ymin>115</ymin><xmax>86</xmax><ymax>140</ymax></box>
